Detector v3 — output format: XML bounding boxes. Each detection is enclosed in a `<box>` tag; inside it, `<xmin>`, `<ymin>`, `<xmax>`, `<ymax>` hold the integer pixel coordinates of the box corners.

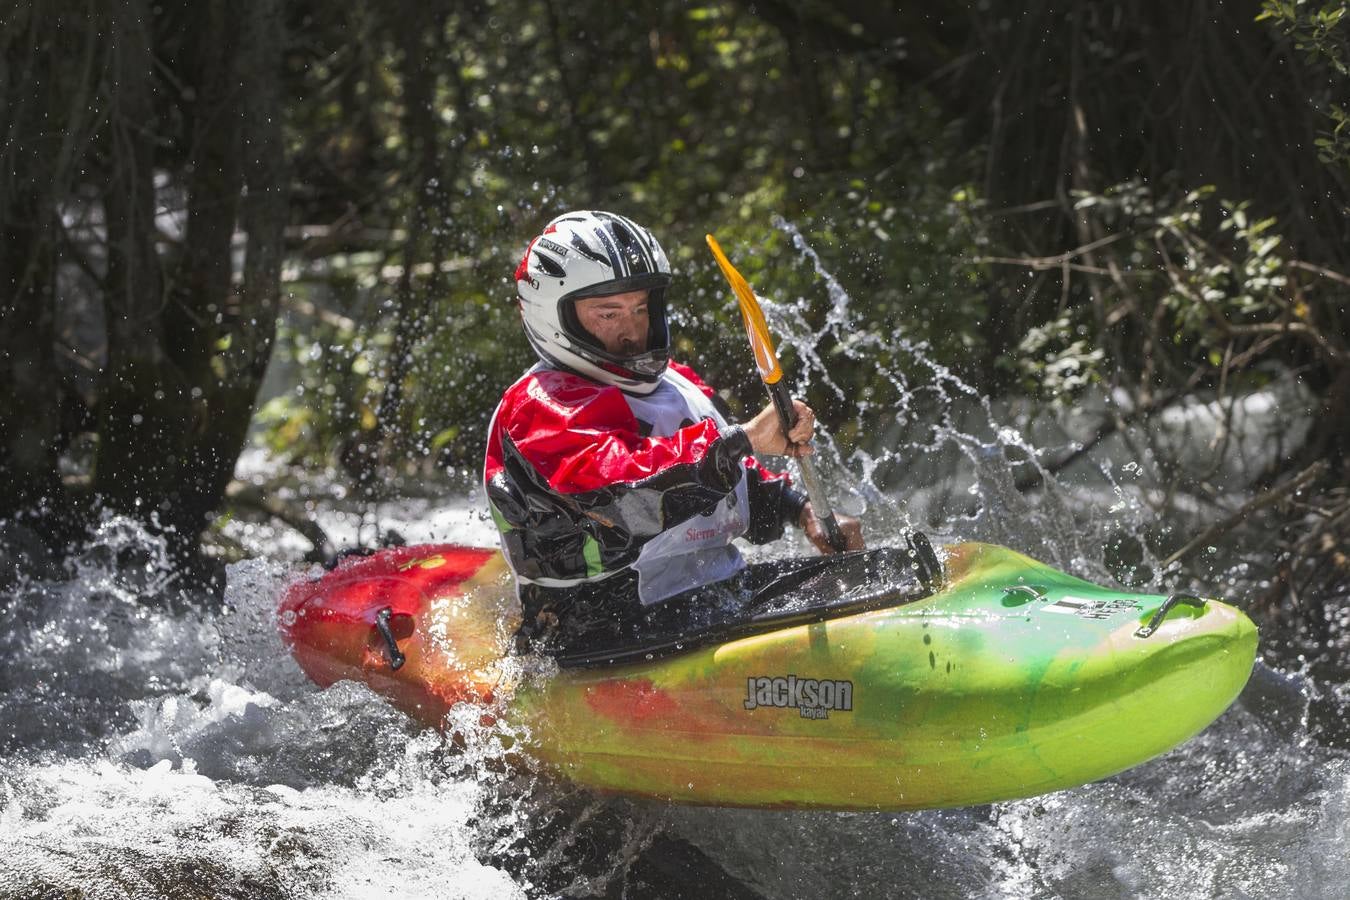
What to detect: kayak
<box><xmin>277</xmin><ymin>541</ymin><xmax>1257</xmax><ymax>810</ymax></box>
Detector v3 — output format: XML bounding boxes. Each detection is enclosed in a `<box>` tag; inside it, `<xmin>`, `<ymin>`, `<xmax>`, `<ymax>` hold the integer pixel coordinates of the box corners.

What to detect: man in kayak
<box><xmin>485</xmin><ymin>210</ymin><xmax>864</xmax><ymax>660</ymax></box>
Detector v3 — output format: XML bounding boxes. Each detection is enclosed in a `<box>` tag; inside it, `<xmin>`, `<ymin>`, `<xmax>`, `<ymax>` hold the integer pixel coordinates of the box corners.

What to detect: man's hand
<box><xmin>799</xmin><ymin>503</ymin><xmax>865</xmax><ymax>555</ymax></box>
<box><xmin>744</xmin><ymin>398</ymin><xmax>815</xmax><ymax>457</ymax></box>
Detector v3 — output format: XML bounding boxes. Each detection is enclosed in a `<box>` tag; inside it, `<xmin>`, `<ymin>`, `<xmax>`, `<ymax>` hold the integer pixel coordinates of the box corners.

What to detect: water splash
<box><xmin>762</xmin><ymin>217</ymin><xmax>1162</xmax><ymax>584</ymax></box>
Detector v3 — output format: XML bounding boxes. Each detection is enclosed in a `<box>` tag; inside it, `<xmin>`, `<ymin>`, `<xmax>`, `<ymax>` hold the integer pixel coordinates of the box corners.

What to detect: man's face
<box><xmin>574</xmin><ymin>290</ymin><xmax>650</xmax><ymax>356</ymax></box>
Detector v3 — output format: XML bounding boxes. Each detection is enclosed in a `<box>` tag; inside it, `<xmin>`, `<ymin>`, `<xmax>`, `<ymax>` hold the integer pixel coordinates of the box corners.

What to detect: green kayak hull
<box><xmin>280</xmin><ymin>541</ymin><xmax>1258</xmax><ymax>810</ymax></box>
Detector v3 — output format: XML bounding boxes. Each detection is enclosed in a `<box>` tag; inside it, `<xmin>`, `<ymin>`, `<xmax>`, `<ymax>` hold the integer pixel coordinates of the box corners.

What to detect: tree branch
<box><xmin>1162</xmin><ymin>460</ymin><xmax>1330</xmax><ymax>569</ymax></box>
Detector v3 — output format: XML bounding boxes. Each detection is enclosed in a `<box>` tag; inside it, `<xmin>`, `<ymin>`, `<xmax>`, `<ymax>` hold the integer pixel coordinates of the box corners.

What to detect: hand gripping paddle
<box><xmin>706</xmin><ymin>233</ymin><xmax>848</xmax><ymax>552</ymax></box>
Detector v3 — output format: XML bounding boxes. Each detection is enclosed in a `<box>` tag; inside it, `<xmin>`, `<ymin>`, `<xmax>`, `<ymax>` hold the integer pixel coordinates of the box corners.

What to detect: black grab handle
<box><xmin>1134</xmin><ymin>593</ymin><xmax>1206</xmax><ymax>638</ymax></box>
<box><xmin>374</xmin><ymin>607</ymin><xmax>406</xmax><ymax>670</ymax></box>
<box><xmin>907</xmin><ymin>532</ymin><xmax>943</xmax><ymax>591</ymax></box>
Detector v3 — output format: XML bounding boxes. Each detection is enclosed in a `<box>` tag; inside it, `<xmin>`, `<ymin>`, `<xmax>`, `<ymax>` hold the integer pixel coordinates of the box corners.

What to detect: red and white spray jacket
<box><xmin>484</xmin><ymin>361</ymin><xmax>805</xmax><ymax>608</ymax></box>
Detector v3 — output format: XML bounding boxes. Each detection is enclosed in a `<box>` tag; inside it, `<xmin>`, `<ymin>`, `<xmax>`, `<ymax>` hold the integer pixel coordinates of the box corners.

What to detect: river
<box><xmin>1</xmin><ymin>478</ymin><xmax>1346</xmax><ymax>898</ymax></box>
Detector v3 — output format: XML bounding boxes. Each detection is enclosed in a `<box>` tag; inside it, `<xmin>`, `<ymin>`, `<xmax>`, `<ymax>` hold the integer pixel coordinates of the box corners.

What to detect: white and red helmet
<box><xmin>514</xmin><ymin>211</ymin><xmax>673</xmax><ymax>394</ymax></box>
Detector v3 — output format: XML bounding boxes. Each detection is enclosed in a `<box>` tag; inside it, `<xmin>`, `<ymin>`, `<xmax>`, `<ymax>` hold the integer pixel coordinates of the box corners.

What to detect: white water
<box><xmin>0</xmin><ymin>506</ymin><xmax>1345</xmax><ymax>898</ymax></box>
<box><xmin>0</xmin><ymin>512</ymin><xmax>524</xmax><ymax>899</ymax></box>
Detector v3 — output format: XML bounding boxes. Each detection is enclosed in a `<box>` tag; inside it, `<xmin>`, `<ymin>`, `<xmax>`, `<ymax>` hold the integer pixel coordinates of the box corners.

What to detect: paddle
<box><xmin>705</xmin><ymin>233</ymin><xmax>848</xmax><ymax>552</ymax></box>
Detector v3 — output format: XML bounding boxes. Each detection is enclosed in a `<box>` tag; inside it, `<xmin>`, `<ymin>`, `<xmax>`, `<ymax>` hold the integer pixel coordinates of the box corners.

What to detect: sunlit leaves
<box><xmin>1016</xmin><ymin>315</ymin><xmax>1106</xmax><ymax>399</ymax></box>
<box><xmin>1258</xmin><ymin>1</ymin><xmax>1350</xmax><ymax>168</ymax></box>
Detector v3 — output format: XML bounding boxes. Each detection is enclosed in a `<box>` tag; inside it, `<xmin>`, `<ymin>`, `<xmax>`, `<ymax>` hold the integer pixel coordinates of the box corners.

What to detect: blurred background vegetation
<box><xmin>2</xmin><ymin>1</ymin><xmax>1347</xmax><ymax>624</ymax></box>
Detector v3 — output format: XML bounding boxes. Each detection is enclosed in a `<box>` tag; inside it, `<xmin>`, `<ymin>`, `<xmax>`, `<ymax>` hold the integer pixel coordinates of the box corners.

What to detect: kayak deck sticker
<box><xmin>1040</xmin><ymin>596</ymin><xmax>1141</xmax><ymax>620</ymax></box>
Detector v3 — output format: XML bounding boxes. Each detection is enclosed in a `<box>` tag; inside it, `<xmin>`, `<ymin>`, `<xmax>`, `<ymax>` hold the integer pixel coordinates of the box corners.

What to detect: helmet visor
<box><xmin>559</xmin><ymin>274</ymin><xmax>671</xmax><ymax>361</ymax></box>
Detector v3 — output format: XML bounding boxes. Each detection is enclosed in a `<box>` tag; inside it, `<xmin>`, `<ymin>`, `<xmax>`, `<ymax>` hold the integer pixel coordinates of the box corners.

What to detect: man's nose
<box><xmin>621</xmin><ymin>315</ymin><xmax>647</xmax><ymax>339</ymax></box>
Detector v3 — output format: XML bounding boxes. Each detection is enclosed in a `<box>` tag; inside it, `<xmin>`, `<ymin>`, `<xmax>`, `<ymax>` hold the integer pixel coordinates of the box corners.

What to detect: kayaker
<box><xmin>485</xmin><ymin>210</ymin><xmax>864</xmax><ymax>657</ymax></box>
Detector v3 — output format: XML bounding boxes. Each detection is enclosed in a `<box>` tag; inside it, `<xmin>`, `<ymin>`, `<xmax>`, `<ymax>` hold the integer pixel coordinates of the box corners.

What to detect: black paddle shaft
<box><xmin>766</xmin><ymin>379</ymin><xmax>848</xmax><ymax>551</ymax></box>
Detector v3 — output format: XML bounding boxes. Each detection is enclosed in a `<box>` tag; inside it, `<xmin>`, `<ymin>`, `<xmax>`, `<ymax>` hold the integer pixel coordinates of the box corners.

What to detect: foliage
<box><xmin>1259</xmin><ymin>1</ymin><xmax>1349</xmax><ymax>74</ymax></box>
<box><xmin>996</xmin><ymin>178</ymin><xmax>1347</xmax><ymax>409</ymax></box>
<box><xmin>262</xmin><ymin>0</ymin><xmax>991</xmax><ymax>474</ymax></box>
<box><xmin>1013</xmin><ymin>315</ymin><xmax>1106</xmax><ymax>401</ymax></box>
<box><xmin>1259</xmin><ymin>0</ymin><xmax>1350</xmax><ymax>168</ymax></box>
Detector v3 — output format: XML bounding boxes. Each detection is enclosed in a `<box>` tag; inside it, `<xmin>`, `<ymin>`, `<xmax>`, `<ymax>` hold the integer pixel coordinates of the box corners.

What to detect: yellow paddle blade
<box><xmin>705</xmin><ymin>233</ymin><xmax>784</xmax><ymax>385</ymax></box>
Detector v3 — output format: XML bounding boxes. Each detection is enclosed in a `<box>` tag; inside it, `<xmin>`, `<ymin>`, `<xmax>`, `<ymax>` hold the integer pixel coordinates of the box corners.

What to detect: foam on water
<box><xmin>0</xmin><ymin>752</ymin><xmax>521</xmax><ymax>899</ymax></box>
<box><xmin>0</xmin><ymin>519</ymin><xmax>522</xmax><ymax>898</ymax></box>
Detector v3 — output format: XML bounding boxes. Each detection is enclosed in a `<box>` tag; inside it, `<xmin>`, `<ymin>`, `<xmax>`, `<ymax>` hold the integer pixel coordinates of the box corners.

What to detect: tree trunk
<box><xmin>90</xmin><ymin>0</ymin><xmax>287</xmax><ymax>581</ymax></box>
<box><xmin>96</xmin><ymin>0</ymin><xmax>180</xmax><ymax>526</ymax></box>
<box><xmin>0</xmin><ymin>187</ymin><xmax>67</xmax><ymax>529</ymax></box>
<box><xmin>0</xmin><ymin>5</ymin><xmax>97</xmax><ymax>541</ymax></box>
<box><xmin>181</xmin><ymin>0</ymin><xmax>288</xmax><ymax>560</ymax></box>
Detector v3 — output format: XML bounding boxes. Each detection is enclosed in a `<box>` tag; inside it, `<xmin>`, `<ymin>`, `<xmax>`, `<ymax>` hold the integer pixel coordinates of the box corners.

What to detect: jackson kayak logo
<box><xmin>743</xmin><ymin>675</ymin><xmax>854</xmax><ymax>719</ymax></box>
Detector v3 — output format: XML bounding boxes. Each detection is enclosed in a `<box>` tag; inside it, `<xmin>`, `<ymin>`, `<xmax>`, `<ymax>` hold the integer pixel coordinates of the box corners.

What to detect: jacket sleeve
<box><xmin>743</xmin><ymin>456</ymin><xmax>807</xmax><ymax>543</ymax></box>
<box><xmin>670</xmin><ymin>362</ymin><xmax>806</xmax><ymax>542</ymax></box>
